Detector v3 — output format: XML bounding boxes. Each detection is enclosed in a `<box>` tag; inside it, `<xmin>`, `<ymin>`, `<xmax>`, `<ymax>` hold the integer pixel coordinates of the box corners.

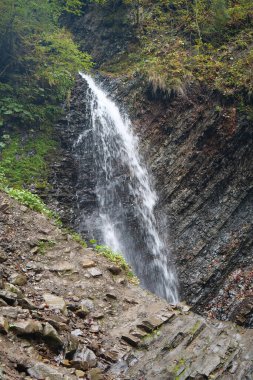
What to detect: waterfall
<box><xmin>75</xmin><ymin>73</ymin><xmax>179</xmax><ymax>303</ymax></box>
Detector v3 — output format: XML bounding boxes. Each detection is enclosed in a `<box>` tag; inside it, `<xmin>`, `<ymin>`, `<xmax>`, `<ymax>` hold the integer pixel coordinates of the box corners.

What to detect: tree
<box><xmin>0</xmin><ymin>0</ymin><xmax>92</xmax><ymax>127</ymax></box>
<box><xmin>210</xmin><ymin>0</ymin><xmax>230</xmax><ymax>32</ymax></box>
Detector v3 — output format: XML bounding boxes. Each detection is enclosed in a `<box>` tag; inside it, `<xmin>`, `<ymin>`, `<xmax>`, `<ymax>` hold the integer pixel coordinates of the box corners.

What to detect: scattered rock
<box><xmin>80</xmin><ymin>299</ymin><xmax>94</xmax><ymax>311</ymax></box>
<box><xmin>9</xmin><ymin>273</ymin><xmax>27</xmax><ymax>286</ymax></box>
<box><xmin>72</xmin><ymin>346</ymin><xmax>97</xmax><ymax>370</ymax></box>
<box><xmin>0</xmin><ymin>306</ymin><xmax>30</xmax><ymax>319</ymax></box>
<box><xmin>103</xmin><ymin>350</ymin><xmax>119</xmax><ymax>362</ymax></box>
<box><xmin>131</xmin><ymin>329</ymin><xmax>148</xmax><ymax>339</ymax></box>
<box><xmin>0</xmin><ymin>316</ymin><xmax>9</xmax><ymax>334</ymax></box>
<box><xmin>66</xmin><ymin>333</ymin><xmax>79</xmax><ymax>358</ymax></box>
<box><xmin>0</xmin><ymin>250</ymin><xmax>7</xmax><ymax>263</ymax></box>
<box><xmin>62</xmin><ymin>359</ymin><xmax>71</xmax><ymax>367</ymax></box>
<box><xmin>18</xmin><ymin>297</ymin><xmax>37</xmax><ymax>310</ymax></box>
<box><xmin>87</xmin><ymin>268</ymin><xmax>102</xmax><ymax>277</ymax></box>
<box><xmin>0</xmin><ymin>202</ymin><xmax>9</xmax><ymax>214</ymax></box>
<box><xmin>178</xmin><ymin>303</ymin><xmax>191</xmax><ymax>313</ymax></box>
<box><xmin>121</xmin><ymin>333</ymin><xmax>140</xmax><ymax>347</ymax></box>
<box><xmin>12</xmin><ymin>319</ymin><xmax>43</xmax><ymax>335</ymax></box>
<box><xmin>82</xmin><ymin>259</ymin><xmax>96</xmax><ymax>268</ymax></box>
<box><xmin>137</xmin><ymin>317</ymin><xmax>164</xmax><ymax>333</ymax></box>
<box><xmin>30</xmin><ymin>246</ymin><xmax>39</xmax><ymax>254</ymax></box>
<box><xmin>0</xmin><ymin>276</ymin><xmax>4</xmax><ymax>289</ymax></box>
<box><xmin>71</xmin><ymin>329</ymin><xmax>83</xmax><ymax>337</ymax></box>
<box><xmin>28</xmin><ymin>362</ymin><xmax>71</xmax><ymax>380</ymax></box>
<box><xmin>93</xmin><ymin>312</ymin><xmax>104</xmax><ymax>320</ymax></box>
<box><xmin>4</xmin><ymin>283</ymin><xmax>23</xmax><ymax>298</ymax></box>
<box><xmin>76</xmin><ymin>305</ymin><xmax>89</xmax><ymax>318</ymax></box>
<box><xmin>0</xmin><ymin>289</ymin><xmax>17</xmax><ymax>305</ymax></box>
<box><xmin>76</xmin><ymin>369</ymin><xmax>85</xmax><ymax>378</ymax></box>
<box><xmin>45</xmin><ymin>315</ymin><xmax>69</xmax><ymax>331</ymax></box>
<box><xmin>35</xmin><ymin>274</ymin><xmax>43</xmax><ymax>282</ymax></box>
<box><xmin>231</xmin><ymin>297</ymin><xmax>253</xmax><ymax>327</ymax></box>
<box><xmin>26</xmin><ymin>262</ymin><xmax>46</xmax><ymax>271</ymax></box>
<box><xmin>0</xmin><ymin>298</ymin><xmax>7</xmax><ymax>306</ymax></box>
<box><xmin>43</xmin><ymin>293</ymin><xmax>66</xmax><ymax>314</ymax></box>
<box><xmin>106</xmin><ymin>293</ymin><xmax>117</xmax><ymax>300</ymax></box>
<box><xmin>107</xmin><ymin>265</ymin><xmax>122</xmax><ymax>275</ymax></box>
<box><xmin>124</xmin><ymin>298</ymin><xmax>139</xmax><ymax>305</ymax></box>
<box><xmin>43</xmin><ymin>322</ymin><xmax>64</xmax><ymax>347</ymax></box>
<box><xmin>90</xmin><ymin>324</ymin><xmax>100</xmax><ymax>333</ymax></box>
<box><xmin>50</xmin><ymin>261</ymin><xmax>76</xmax><ymax>273</ymax></box>
<box><xmin>88</xmin><ymin>368</ymin><xmax>103</xmax><ymax>380</ymax></box>
<box><xmin>115</xmin><ymin>277</ymin><xmax>127</xmax><ymax>285</ymax></box>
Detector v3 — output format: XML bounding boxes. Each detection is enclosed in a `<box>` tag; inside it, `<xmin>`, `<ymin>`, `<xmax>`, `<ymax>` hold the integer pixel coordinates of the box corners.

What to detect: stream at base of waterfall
<box><xmin>74</xmin><ymin>73</ymin><xmax>179</xmax><ymax>303</ymax></box>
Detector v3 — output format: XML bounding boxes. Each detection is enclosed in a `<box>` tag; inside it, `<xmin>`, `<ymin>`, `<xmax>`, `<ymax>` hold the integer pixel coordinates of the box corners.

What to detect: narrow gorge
<box><xmin>0</xmin><ymin>0</ymin><xmax>253</xmax><ymax>379</ymax></box>
<box><xmin>52</xmin><ymin>5</ymin><xmax>253</xmax><ymax>326</ymax></box>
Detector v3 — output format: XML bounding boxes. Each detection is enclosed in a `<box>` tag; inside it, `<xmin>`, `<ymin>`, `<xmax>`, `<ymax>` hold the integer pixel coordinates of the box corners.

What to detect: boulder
<box><xmin>75</xmin><ymin>305</ymin><xmax>89</xmax><ymax>318</ymax></box>
<box><xmin>87</xmin><ymin>268</ymin><xmax>102</xmax><ymax>278</ymax></box>
<box><xmin>88</xmin><ymin>368</ymin><xmax>103</xmax><ymax>380</ymax></box>
<box><xmin>72</xmin><ymin>346</ymin><xmax>97</xmax><ymax>370</ymax></box>
<box><xmin>43</xmin><ymin>322</ymin><xmax>64</xmax><ymax>347</ymax></box>
<box><xmin>43</xmin><ymin>293</ymin><xmax>66</xmax><ymax>314</ymax></box>
<box><xmin>0</xmin><ymin>306</ymin><xmax>30</xmax><ymax>319</ymax></box>
<box><xmin>0</xmin><ymin>250</ymin><xmax>7</xmax><ymax>263</ymax></box>
<box><xmin>9</xmin><ymin>273</ymin><xmax>27</xmax><ymax>286</ymax></box>
<box><xmin>0</xmin><ymin>316</ymin><xmax>9</xmax><ymax>334</ymax></box>
<box><xmin>12</xmin><ymin>319</ymin><xmax>43</xmax><ymax>335</ymax></box>
<box><xmin>18</xmin><ymin>297</ymin><xmax>37</xmax><ymax>310</ymax></box>
<box><xmin>82</xmin><ymin>259</ymin><xmax>96</xmax><ymax>268</ymax></box>
<box><xmin>50</xmin><ymin>261</ymin><xmax>76</xmax><ymax>273</ymax></box>
<box><xmin>0</xmin><ymin>289</ymin><xmax>17</xmax><ymax>305</ymax></box>
<box><xmin>107</xmin><ymin>265</ymin><xmax>122</xmax><ymax>275</ymax></box>
<box><xmin>28</xmin><ymin>362</ymin><xmax>73</xmax><ymax>380</ymax></box>
<box><xmin>4</xmin><ymin>283</ymin><xmax>23</xmax><ymax>298</ymax></box>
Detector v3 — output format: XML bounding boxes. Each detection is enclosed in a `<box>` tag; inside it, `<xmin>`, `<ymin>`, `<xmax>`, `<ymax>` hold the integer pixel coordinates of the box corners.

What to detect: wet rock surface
<box><xmin>0</xmin><ymin>191</ymin><xmax>253</xmax><ymax>379</ymax></box>
<box><xmin>53</xmin><ymin>76</ymin><xmax>253</xmax><ymax>326</ymax></box>
<box><xmin>129</xmin><ymin>87</ymin><xmax>253</xmax><ymax>325</ymax></box>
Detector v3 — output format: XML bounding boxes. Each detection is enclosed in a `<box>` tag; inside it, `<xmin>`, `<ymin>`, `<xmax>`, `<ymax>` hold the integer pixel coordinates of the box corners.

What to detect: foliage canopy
<box><xmin>0</xmin><ymin>0</ymin><xmax>92</xmax><ymax>129</ymax></box>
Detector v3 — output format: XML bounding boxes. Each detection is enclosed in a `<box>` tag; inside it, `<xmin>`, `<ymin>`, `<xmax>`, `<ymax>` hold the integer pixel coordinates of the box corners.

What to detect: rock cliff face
<box><xmin>127</xmin><ymin>83</ymin><xmax>253</xmax><ymax>325</ymax></box>
<box><xmin>51</xmin><ymin>74</ymin><xmax>253</xmax><ymax>327</ymax></box>
<box><xmin>55</xmin><ymin>6</ymin><xmax>253</xmax><ymax>325</ymax></box>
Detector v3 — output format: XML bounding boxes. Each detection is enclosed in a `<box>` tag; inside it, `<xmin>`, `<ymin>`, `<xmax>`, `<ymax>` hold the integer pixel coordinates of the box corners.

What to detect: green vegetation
<box><xmin>0</xmin><ymin>0</ymin><xmax>92</xmax><ymax>130</ymax></box>
<box><xmin>37</xmin><ymin>239</ymin><xmax>56</xmax><ymax>255</ymax></box>
<box><xmin>1</xmin><ymin>187</ymin><xmax>56</xmax><ymax>219</ymax></box>
<box><xmin>172</xmin><ymin>358</ymin><xmax>186</xmax><ymax>379</ymax></box>
<box><xmin>0</xmin><ymin>132</ymin><xmax>56</xmax><ymax>189</ymax></box>
<box><xmin>70</xmin><ymin>232</ymin><xmax>87</xmax><ymax>248</ymax></box>
<box><xmin>189</xmin><ymin>320</ymin><xmax>202</xmax><ymax>335</ymax></box>
<box><xmin>0</xmin><ymin>0</ymin><xmax>92</xmax><ymax>197</ymax></box>
<box><xmin>94</xmin><ymin>243</ymin><xmax>139</xmax><ymax>283</ymax></box>
<box><xmin>63</xmin><ymin>228</ymin><xmax>88</xmax><ymax>247</ymax></box>
<box><xmin>99</xmin><ymin>0</ymin><xmax>253</xmax><ymax>104</ymax></box>
<box><xmin>0</xmin><ymin>1</ymin><xmax>92</xmax><ymax>220</ymax></box>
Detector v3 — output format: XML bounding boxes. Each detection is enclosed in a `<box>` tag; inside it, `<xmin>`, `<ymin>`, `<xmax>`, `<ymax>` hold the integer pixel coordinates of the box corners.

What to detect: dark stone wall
<box><xmin>128</xmin><ymin>86</ymin><xmax>253</xmax><ymax>322</ymax></box>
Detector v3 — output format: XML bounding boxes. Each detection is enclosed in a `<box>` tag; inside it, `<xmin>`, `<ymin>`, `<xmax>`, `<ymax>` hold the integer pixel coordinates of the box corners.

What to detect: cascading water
<box><xmin>74</xmin><ymin>73</ymin><xmax>179</xmax><ymax>303</ymax></box>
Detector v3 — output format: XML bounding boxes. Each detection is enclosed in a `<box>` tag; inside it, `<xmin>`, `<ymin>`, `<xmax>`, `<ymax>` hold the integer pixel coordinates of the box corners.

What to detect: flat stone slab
<box><xmin>43</xmin><ymin>293</ymin><xmax>66</xmax><ymax>313</ymax></box>
<box><xmin>12</xmin><ymin>319</ymin><xmax>43</xmax><ymax>335</ymax></box>
<box><xmin>121</xmin><ymin>333</ymin><xmax>141</xmax><ymax>347</ymax></box>
<box><xmin>50</xmin><ymin>261</ymin><xmax>76</xmax><ymax>272</ymax></box>
<box><xmin>87</xmin><ymin>268</ymin><xmax>102</xmax><ymax>277</ymax></box>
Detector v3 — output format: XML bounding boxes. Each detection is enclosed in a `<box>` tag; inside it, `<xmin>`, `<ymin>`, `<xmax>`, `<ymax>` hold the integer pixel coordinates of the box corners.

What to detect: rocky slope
<box><xmin>1</xmin><ymin>190</ymin><xmax>253</xmax><ymax>379</ymax></box>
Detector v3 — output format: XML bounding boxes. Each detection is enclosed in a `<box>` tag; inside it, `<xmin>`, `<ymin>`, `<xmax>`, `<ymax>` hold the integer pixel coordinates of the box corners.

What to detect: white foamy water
<box><xmin>77</xmin><ymin>72</ymin><xmax>179</xmax><ymax>303</ymax></box>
